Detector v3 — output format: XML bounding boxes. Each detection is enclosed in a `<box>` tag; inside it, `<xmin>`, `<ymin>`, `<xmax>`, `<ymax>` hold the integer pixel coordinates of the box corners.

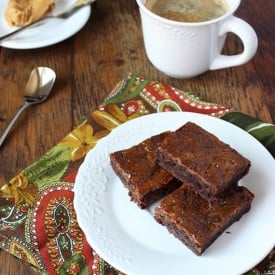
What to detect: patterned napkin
<box><xmin>0</xmin><ymin>73</ymin><xmax>274</xmax><ymax>274</ymax></box>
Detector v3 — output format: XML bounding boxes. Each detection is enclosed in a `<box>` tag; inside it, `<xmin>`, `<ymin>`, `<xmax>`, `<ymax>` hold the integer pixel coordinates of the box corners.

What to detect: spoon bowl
<box><xmin>24</xmin><ymin>67</ymin><xmax>56</xmax><ymax>102</ymax></box>
<box><xmin>0</xmin><ymin>67</ymin><xmax>56</xmax><ymax>147</ymax></box>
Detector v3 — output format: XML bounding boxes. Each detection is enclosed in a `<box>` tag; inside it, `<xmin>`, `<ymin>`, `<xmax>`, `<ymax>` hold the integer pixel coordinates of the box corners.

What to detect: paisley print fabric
<box><xmin>0</xmin><ymin>74</ymin><xmax>274</xmax><ymax>274</ymax></box>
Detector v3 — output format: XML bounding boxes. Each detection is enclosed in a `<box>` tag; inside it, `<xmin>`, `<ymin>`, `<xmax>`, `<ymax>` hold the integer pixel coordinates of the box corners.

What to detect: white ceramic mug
<box><xmin>136</xmin><ymin>0</ymin><xmax>258</xmax><ymax>78</ymax></box>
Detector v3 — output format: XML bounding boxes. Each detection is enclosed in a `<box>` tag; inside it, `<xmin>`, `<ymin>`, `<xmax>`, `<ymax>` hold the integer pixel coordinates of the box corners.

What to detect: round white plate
<box><xmin>0</xmin><ymin>0</ymin><xmax>91</xmax><ymax>49</ymax></box>
<box><xmin>74</xmin><ymin>112</ymin><xmax>275</xmax><ymax>275</ymax></box>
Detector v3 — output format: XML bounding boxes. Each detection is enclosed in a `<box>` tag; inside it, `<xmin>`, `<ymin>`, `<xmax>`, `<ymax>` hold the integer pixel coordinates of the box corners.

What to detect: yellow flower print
<box><xmin>91</xmin><ymin>103</ymin><xmax>143</xmax><ymax>130</ymax></box>
<box><xmin>0</xmin><ymin>173</ymin><xmax>38</xmax><ymax>206</ymax></box>
<box><xmin>59</xmin><ymin>122</ymin><xmax>109</xmax><ymax>161</ymax></box>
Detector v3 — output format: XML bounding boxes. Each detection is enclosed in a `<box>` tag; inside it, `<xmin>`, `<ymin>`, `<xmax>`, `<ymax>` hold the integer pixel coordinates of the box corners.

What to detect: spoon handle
<box><xmin>0</xmin><ymin>101</ymin><xmax>31</xmax><ymax>147</ymax></box>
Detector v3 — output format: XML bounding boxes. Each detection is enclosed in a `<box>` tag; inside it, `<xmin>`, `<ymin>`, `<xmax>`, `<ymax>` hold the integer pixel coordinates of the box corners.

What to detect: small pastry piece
<box><xmin>5</xmin><ymin>0</ymin><xmax>55</xmax><ymax>27</ymax></box>
<box><xmin>155</xmin><ymin>122</ymin><xmax>251</xmax><ymax>200</ymax></box>
<box><xmin>110</xmin><ymin>132</ymin><xmax>182</xmax><ymax>209</ymax></box>
<box><xmin>154</xmin><ymin>184</ymin><xmax>254</xmax><ymax>255</ymax></box>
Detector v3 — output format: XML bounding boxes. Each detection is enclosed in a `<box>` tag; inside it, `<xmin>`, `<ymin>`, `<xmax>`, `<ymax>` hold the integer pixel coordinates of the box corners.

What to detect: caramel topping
<box><xmin>5</xmin><ymin>0</ymin><xmax>55</xmax><ymax>27</ymax></box>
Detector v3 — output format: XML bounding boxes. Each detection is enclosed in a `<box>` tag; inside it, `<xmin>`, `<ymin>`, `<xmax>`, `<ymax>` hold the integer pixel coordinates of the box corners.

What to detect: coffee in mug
<box><xmin>136</xmin><ymin>0</ymin><xmax>258</xmax><ymax>78</ymax></box>
<box><xmin>145</xmin><ymin>0</ymin><xmax>229</xmax><ymax>22</ymax></box>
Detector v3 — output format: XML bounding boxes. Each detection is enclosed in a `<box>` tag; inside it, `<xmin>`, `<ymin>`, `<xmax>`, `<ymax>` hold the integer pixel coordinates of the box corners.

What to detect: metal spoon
<box><xmin>0</xmin><ymin>67</ymin><xmax>56</xmax><ymax>147</ymax></box>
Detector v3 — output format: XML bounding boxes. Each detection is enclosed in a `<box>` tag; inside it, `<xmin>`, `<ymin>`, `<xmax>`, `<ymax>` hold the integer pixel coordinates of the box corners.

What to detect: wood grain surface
<box><xmin>0</xmin><ymin>0</ymin><xmax>274</xmax><ymax>274</ymax></box>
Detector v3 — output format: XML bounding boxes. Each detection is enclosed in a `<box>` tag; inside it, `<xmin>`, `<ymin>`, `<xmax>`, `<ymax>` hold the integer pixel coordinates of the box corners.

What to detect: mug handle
<box><xmin>210</xmin><ymin>16</ymin><xmax>258</xmax><ymax>70</ymax></box>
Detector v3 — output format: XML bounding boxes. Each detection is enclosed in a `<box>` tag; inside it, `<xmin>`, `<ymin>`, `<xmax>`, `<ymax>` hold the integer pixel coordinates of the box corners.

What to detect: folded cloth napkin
<box><xmin>0</xmin><ymin>73</ymin><xmax>274</xmax><ymax>274</ymax></box>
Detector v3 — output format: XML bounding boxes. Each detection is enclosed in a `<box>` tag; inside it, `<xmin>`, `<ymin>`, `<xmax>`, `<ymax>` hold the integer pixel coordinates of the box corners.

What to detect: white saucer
<box><xmin>0</xmin><ymin>0</ymin><xmax>91</xmax><ymax>49</ymax></box>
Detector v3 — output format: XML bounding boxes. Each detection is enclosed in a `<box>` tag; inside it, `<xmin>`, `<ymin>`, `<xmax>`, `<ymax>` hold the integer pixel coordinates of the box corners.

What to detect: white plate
<box><xmin>0</xmin><ymin>0</ymin><xmax>91</xmax><ymax>49</ymax></box>
<box><xmin>74</xmin><ymin>112</ymin><xmax>275</xmax><ymax>275</ymax></box>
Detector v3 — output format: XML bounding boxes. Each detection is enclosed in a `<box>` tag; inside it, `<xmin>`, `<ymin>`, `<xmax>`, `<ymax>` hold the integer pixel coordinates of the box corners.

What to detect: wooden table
<box><xmin>0</xmin><ymin>0</ymin><xmax>274</xmax><ymax>274</ymax></box>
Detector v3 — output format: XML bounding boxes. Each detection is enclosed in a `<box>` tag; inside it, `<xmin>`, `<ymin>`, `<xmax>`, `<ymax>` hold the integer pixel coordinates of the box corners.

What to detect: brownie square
<box><xmin>155</xmin><ymin>122</ymin><xmax>251</xmax><ymax>200</ymax></box>
<box><xmin>110</xmin><ymin>132</ymin><xmax>182</xmax><ymax>208</ymax></box>
<box><xmin>154</xmin><ymin>184</ymin><xmax>254</xmax><ymax>255</ymax></box>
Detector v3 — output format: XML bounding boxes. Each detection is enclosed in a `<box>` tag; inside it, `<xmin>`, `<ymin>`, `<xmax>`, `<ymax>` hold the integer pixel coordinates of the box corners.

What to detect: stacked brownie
<box><xmin>110</xmin><ymin>121</ymin><xmax>254</xmax><ymax>255</ymax></box>
<box><xmin>110</xmin><ymin>132</ymin><xmax>182</xmax><ymax>208</ymax></box>
<box><xmin>155</xmin><ymin>122</ymin><xmax>251</xmax><ymax>201</ymax></box>
<box><xmin>154</xmin><ymin>185</ymin><xmax>253</xmax><ymax>255</ymax></box>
